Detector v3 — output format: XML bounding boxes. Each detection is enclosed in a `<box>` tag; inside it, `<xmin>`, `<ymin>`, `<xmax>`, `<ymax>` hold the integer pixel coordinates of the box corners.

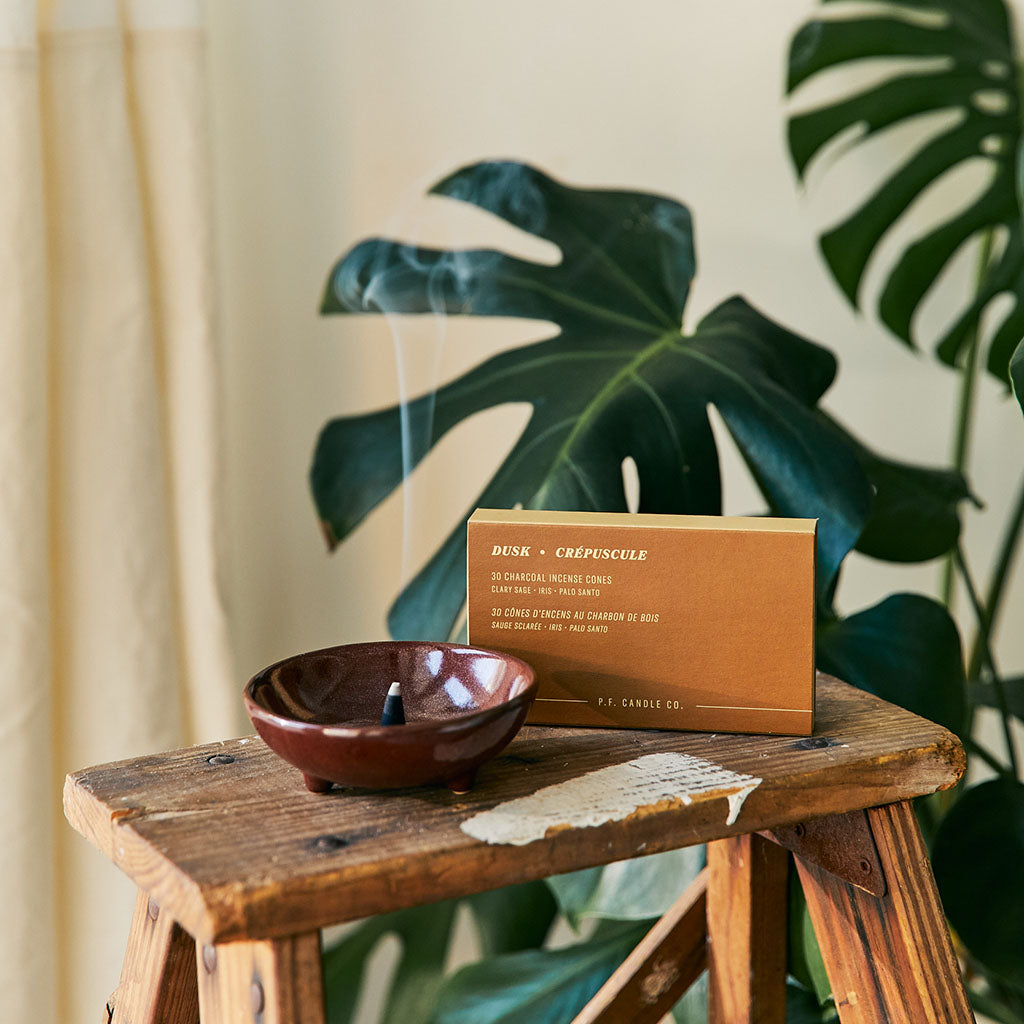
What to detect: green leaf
<box><xmin>817</xmin><ymin>411</ymin><xmax>976</xmax><ymax>561</ymax></box>
<box><xmin>543</xmin><ymin>868</ymin><xmax>601</xmax><ymax>931</ymax></box>
<box><xmin>1012</xmin><ymin>337</ymin><xmax>1024</xmax><ymax>414</ymax></box>
<box><xmin>432</xmin><ymin>919</ymin><xmax>651</xmax><ymax>1024</ymax></box>
<box><xmin>932</xmin><ymin>777</ymin><xmax>1024</xmax><ymax>987</ymax></box>
<box><xmin>674</xmin><ymin>976</ymin><xmax>837</xmax><ymax>1024</ymax></box>
<box><xmin>323</xmin><ymin>917</ymin><xmax>391</xmax><ymax>1024</ymax></box>
<box><xmin>852</xmin><ymin>449</ymin><xmax>976</xmax><ymax>562</ymax></box>
<box><xmin>547</xmin><ymin>847</ymin><xmax>705</xmax><ymax>928</ymax></box>
<box><xmin>967</xmin><ymin>984</ymin><xmax>1024</xmax><ymax>1024</ymax></box>
<box><xmin>467</xmin><ymin>881</ymin><xmax>557</xmax><ymax>956</ymax></box>
<box><xmin>380</xmin><ymin>901</ymin><xmax>459</xmax><ymax>1024</ymax></box>
<box><xmin>787</xmin><ymin>0</ymin><xmax>1024</xmax><ymax>383</ymax></box>
<box><xmin>969</xmin><ymin>675</ymin><xmax>1024</xmax><ymax>720</ymax></box>
<box><xmin>788</xmin><ymin>864</ymin><xmax>832</xmax><ymax>1007</ymax></box>
<box><xmin>671</xmin><ymin>972</ymin><xmax>707</xmax><ymax>1023</ymax></box>
<box><xmin>817</xmin><ymin>592</ymin><xmax>966</xmax><ymax>735</ymax></box>
<box><xmin>314</xmin><ymin>162</ymin><xmax>875</xmax><ymax>639</ymax></box>
<box><xmin>323</xmin><ymin>900</ymin><xmax>458</xmax><ymax>1024</ymax></box>
<box><xmin>786</xmin><ymin>982</ymin><xmax>839</xmax><ymax>1024</ymax></box>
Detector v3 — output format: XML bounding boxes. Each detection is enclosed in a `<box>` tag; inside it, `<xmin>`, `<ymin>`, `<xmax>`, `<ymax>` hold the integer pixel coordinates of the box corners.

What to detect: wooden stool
<box><xmin>64</xmin><ymin>674</ymin><xmax>974</xmax><ymax>1024</ymax></box>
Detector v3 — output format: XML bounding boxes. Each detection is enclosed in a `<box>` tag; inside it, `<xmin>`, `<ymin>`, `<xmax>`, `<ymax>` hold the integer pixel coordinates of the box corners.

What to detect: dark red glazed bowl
<box><xmin>244</xmin><ymin>641</ymin><xmax>536</xmax><ymax>793</ymax></box>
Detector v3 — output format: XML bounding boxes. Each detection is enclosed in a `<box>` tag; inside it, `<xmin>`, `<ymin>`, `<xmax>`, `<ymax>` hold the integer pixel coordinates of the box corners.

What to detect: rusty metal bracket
<box><xmin>762</xmin><ymin>809</ymin><xmax>887</xmax><ymax>897</ymax></box>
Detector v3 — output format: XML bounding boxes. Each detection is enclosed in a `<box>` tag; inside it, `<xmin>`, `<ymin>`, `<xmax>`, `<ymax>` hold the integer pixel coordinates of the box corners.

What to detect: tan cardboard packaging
<box><xmin>467</xmin><ymin>509</ymin><xmax>816</xmax><ymax>735</ymax></box>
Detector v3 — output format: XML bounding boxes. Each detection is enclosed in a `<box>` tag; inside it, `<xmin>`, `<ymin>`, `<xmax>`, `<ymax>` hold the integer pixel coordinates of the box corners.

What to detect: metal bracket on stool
<box><xmin>762</xmin><ymin>808</ymin><xmax>887</xmax><ymax>897</ymax></box>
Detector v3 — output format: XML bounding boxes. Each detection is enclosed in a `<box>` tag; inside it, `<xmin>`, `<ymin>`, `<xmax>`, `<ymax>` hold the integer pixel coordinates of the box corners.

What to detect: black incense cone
<box><xmin>380</xmin><ymin>681</ymin><xmax>406</xmax><ymax>726</ymax></box>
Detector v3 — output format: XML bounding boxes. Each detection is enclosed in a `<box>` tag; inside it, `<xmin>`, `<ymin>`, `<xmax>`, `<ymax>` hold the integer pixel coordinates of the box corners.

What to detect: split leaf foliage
<box><xmin>787</xmin><ymin>0</ymin><xmax>1024</xmax><ymax>382</ymax></box>
<box><xmin>313</xmin><ymin>162</ymin><xmax>974</xmax><ymax>1022</ymax></box>
<box><xmin>314</xmin><ymin>161</ymin><xmax>968</xmax><ymax>640</ymax></box>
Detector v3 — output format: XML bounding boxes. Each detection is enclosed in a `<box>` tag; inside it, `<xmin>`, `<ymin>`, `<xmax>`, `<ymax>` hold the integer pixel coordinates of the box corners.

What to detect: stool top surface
<box><xmin>64</xmin><ymin>674</ymin><xmax>963</xmax><ymax>944</ymax></box>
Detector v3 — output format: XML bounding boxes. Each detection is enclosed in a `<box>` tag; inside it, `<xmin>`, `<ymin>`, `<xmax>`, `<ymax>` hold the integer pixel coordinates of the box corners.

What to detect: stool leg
<box><xmin>107</xmin><ymin>889</ymin><xmax>199</xmax><ymax>1024</ymax></box>
<box><xmin>570</xmin><ymin>868</ymin><xmax>708</xmax><ymax>1024</ymax></box>
<box><xmin>795</xmin><ymin>801</ymin><xmax>974</xmax><ymax>1023</ymax></box>
<box><xmin>707</xmin><ymin>832</ymin><xmax>789</xmax><ymax>1024</ymax></box>
<box><xmin>196</xmin><ymin>932</ymin><xmax>325</xmax><ymax>1024</ymax></box>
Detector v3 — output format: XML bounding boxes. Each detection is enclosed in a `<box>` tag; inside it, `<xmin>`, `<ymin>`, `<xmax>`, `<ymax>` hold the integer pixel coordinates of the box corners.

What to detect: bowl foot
<box><xmin>446</xmin><ymin>770</ymin><xmax>477</xmax><ymax>794</ymax></box>
<box><xmin>303</xmin><ymin>773</ymin><xmax>333</xmax><ymax>794</ymax></box>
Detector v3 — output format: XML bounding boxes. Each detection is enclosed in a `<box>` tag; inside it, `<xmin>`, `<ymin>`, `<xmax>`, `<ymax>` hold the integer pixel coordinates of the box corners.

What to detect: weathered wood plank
<box><xmin>107</xmin><ymin>889</ymin><xmax>198</xmax><ymax>1024</ymax></box>
<box><xmin>196</xmin><ymin>932</ymin><xmax>324</xmax><ymax>1024</ymax></box>
<box><xmin>707</xmin><ymin>833</ymin><xmax>789</xmax><ymax>1024</ymax></box>
<box><xmin>795</xmin><ymin>801</ymin><xmax>973</xmax><ymax>1024</ymax></box>
<box><xmin>64</xmin><ymin>676</ymin><xmax>964</xmax><ymax>943</ymax></box>
<box><xmin>571</xmin><ymin>869</ymin><xmax>707</xmax><ymax>1024</ymax></box>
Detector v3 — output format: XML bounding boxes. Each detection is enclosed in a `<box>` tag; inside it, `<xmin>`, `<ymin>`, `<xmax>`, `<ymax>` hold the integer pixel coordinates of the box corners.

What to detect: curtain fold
<box><xmin>0</xmin><ymin>1</ymin><xmax>237</xmax><ymax>1020</ymax></box>
<box><xmin>0</xmin><ymin>5</ymin><xmax>54</xmax><ymax>1022</ymax></box>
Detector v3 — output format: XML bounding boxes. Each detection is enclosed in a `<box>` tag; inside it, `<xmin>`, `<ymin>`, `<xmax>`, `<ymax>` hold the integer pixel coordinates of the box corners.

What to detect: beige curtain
<box><xmin>0</xmin><ymin>0</ymin><xmax>239</xmax><ymax>1020</ymax></box>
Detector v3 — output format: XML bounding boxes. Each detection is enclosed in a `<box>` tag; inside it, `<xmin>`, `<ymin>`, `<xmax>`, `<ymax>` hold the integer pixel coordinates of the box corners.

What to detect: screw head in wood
<box><xmin>793</xmin><ymin>823</ymin><xmax>806</xmax><ymax>838</ymax></box>
<box><xmin>251</xmin><ymin>979</ymin><xmax>265</xmax><ymax>1016</ymax></box>
<box><xmin>793</xmin><ymin>736</ymin><xmax>831</xmax><ymax>750</ymax></box>
<box><xmin>147</xmin><ymin>897</ymin><xmax>160</xmax><ymax>921</ymax></box>
<box><xmin>207</xmin><ymin>754</ymin><xmax>235</xmax><ymax>765</ymax></box>
<box><xmin>202</xmin><ymin>944</ymin><xmax>217</xmax><ymax>974</ymax></box>
<box><xmin>310</xmin><ymin>834</ymin><xmax>349</xmax><ymax>852</ymax></box>
<box><xmin>859</xmin><ymin>858</ymin><xmax>872</xmax><ymax>874</ymax></box>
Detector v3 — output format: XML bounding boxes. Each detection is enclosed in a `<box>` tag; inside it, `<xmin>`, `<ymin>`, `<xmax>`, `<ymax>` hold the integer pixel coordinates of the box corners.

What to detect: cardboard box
<box><xmin>467</xmin><ymin>509</ymin><xmax>816</xmax><ymax>735</ymax></box>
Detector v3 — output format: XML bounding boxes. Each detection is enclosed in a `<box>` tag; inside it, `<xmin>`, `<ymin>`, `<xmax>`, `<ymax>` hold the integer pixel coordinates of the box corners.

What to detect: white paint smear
<box><xmin>462</xmin><ymin>752</ymin><xmax>762</xmax><ymax>846</ymax></box>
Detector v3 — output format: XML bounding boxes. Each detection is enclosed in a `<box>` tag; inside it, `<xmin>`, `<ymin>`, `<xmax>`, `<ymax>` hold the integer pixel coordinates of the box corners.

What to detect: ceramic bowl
<box><xmin>244</xmin><ymin>641</ymin><xmax>537</xmax><ymax>793</ymax></box>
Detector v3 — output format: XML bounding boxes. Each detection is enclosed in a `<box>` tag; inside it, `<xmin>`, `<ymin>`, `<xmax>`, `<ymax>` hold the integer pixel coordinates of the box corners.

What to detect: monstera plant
<box><xmin>787</xmin><ymin>0</ymin><xmax>1024</xmax><ymax>1018</ymax></box>
<box><xmin>787</xmin><ymin>0</ymin><xmax>1024</xmax><ymax>382</ymax></box>
<box><xmin>310</xmin><ymin>159</ymin><xmax>987</xmax><ymax>1024</ymax></box>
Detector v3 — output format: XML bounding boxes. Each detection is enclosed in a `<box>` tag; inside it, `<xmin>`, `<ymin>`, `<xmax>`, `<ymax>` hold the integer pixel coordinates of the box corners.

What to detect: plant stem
<box><xmin>940</xmin><ymin>336</ymin><xmax>979</xmax><ymax>606</ymax></box>
<box><xmin>941</xmin><ymin>231</ymin><xmax>994</xmax><ymax>607</ymax></box>
<box><xmin>963</xmin><ymin>736</ymin><xmax>1013</xmax><ymax>778</ymax></box>
<box><xmin>956</xmin><ymin>545</ymin><xmax>1020</xmax><ymax>777</ymax></box>
<box><xmin>967</xmin><ymin>472</ymin><xmax>1024</xmax><ymax>685</ymax></box>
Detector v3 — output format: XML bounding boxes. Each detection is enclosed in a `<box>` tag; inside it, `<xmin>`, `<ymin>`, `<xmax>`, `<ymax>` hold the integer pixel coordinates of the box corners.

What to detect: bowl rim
<box><xmin>243</xmin><ymin>639</ymin><xmax>538</xmax><ymax>737</ymax></box>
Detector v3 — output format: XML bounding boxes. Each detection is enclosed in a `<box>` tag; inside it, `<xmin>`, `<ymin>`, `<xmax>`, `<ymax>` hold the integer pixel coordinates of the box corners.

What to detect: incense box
<box><xmin>466</xmin><ymin>509</ymin><xmax>816</xmax><ymax>735</ymax></box>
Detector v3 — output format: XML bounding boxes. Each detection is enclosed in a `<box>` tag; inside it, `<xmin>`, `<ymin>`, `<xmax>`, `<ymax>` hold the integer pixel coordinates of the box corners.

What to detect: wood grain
<box><xmin>196</xmin><ymin>932</ymin><xmax>324</xmax><ymax>1024</ymax></box>
<box><xmin>63</xmin><ymin>675</ymin><xmax>965</xmax><ymax>944</ymax></box>
<box><xmin>571</xmin><ymin>869</ymin><xmax>707</xmax><ymax>1023</ymax></box>
<box><xmin>707</xmin><ymin>834</ymin><xmax>789</xmax><ymax>1024</ymax></box>
<box><xmin>795</xmin><ymin>801</ymin><xmax>973</xmax><ymax>1024</ymax></box>
<box><xmin>108</xmin><ymin>889</ymin><xmax>198</xmax><ymax>1024</ymax></box>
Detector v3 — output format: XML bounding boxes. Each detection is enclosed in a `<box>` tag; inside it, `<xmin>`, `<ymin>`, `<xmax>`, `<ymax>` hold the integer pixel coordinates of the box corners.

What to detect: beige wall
<box><xmin>205</xmin><ymin>1</ymin><xmax>1024</xmax><ymax>701</ymax></box>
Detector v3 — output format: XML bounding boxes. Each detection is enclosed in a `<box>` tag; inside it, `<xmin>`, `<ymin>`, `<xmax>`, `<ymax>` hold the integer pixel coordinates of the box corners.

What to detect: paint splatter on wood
<box><xmin>462</xmin><ymin>752</ymin><xmax>762</xmax><ymax>846</ymax></box>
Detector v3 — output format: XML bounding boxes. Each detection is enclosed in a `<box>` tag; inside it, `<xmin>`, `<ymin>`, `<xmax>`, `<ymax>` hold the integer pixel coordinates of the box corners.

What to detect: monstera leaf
<box><xmin>315</xmin><ymin>162</ymin><xmax>886</xmax><ymax>640</ymax></box>
<box><xmin>311</xmin><ymin>161</ymin><xmax>980</xmax><ymax>1024</ymax></box>
<box><xmin>323</xmin><ymin>899</ymin><xmax>458</xmax><ymax>1024</ymax></box>
<box><xmin>817</xmin><ymin>592</ymin><xmax>966</xmax><ymax>735</ymax></box>
<box><xmin>816</xmin><ymin>410</ymin><xmax>977</xmax><ymax>562</ymax></box>
<box><xmin>432</xmin><ymin>919</ymin><xmax>652</xmax><ymax>1024</ymax></box>
<box><xmin>787</xmin><ymin>0</ymin><xmax>1023</xmax><ymax>382</ymax></box>
<box><xmin>933</xmin><ymin>777</ymin><xmax>1024</xmax><ymax>987</ymax></box>
<box><xmin>1013</xmin><ymin>338</ymin><xmax>1024</xmax><ymax>414</ymax></box>
<box><xmin>322</xmin><ymin>883</ymin><xmax>557</xmax><ymax>1024</ymax></box>
<box><xmin>546</xmin><ymin>847</ymin><xmax>704</xmax><ymax>928</ymax></box>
